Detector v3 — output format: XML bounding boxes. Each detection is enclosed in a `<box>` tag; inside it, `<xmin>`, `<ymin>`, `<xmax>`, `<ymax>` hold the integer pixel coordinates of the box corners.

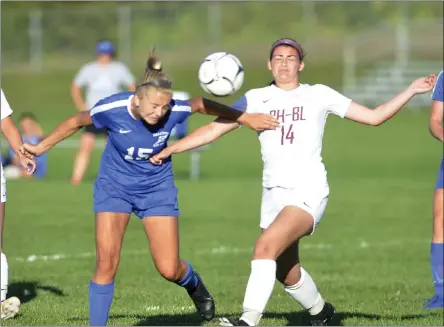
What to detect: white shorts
<box><xmin>1</xmin><ymin>162</ymin><xmax>6</xmax><ymax>203</ymax></box>
<box><xmin>260</xmin><ymin>186</ymin><xmax>329</xmax><ymax>234</ymax></box>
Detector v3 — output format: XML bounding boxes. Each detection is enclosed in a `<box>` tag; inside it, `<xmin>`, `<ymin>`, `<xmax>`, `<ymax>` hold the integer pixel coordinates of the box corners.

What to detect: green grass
<box><xmin>1</xmin><ymin>69</ymin><xmax>444</xmax><ymax>325</ymax></box>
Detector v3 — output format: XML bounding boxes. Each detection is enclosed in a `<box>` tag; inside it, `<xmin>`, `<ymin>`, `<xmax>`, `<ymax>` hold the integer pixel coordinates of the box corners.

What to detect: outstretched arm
<box><xmin>344</xmin><ymin>75</ymin><xmax>436</xmax><ymax>126</ymax></box>
<box><xmin>188</xmin><ymin>97</ymin><xmax>279</xmax><ymax>131</ymax></box>
<box><xmin>1</xmin><ymin>117</ymin><xmax>24</xmax><ymax>157</ymax></box>
<box><xmin>150</xmin><ymin>117</ymin><xmax>239</xmax><ymax>165</ymax></box>
<box><xmin>20</xmin><ymin>111</ymin><xmax>93</xmax><ymax>156</ymax></box>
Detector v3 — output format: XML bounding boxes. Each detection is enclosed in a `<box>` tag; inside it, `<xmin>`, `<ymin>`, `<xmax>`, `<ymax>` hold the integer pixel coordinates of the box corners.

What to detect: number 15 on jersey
<box><xmin>125</xmin><ymin>147</ymin><xmax>153</xmax><ymax>160</ymax></box>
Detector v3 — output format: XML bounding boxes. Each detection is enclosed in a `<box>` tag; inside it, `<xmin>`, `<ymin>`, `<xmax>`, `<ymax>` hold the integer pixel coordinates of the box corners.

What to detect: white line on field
<box><xmin>145</xmin><ymin>305</ymin><xmax>194</xmax><ymax>313</ymax></box>
<box><xmin>11</xmin><ymin>239</ymin><xmax>429</xmax><ymax>264</ymax></box>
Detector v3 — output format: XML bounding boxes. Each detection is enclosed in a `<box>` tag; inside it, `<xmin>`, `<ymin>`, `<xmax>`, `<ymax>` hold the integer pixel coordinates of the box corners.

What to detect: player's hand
<box><xmin>18</xmin><ymin>153</ymin><xmax>36</xmax><ymax>176</ymax></box>
<box><xmin>149</xmin><ymin>149</ymin><xmax>170</xmax><ymax>166</ymax></box>
<box><xmin>408</xmin><ymin>74</ymin><xmax>436</xmax><ymax>95</ymax></box>
<box><xmin>238</xmin><ymin>113</ymin><xmax>280</xmax><ymax>131</ymax></box>
<box><xmin>19</xmin><ymin>143</ymin><xmax>45</xmax><ymax>157</ymax></box>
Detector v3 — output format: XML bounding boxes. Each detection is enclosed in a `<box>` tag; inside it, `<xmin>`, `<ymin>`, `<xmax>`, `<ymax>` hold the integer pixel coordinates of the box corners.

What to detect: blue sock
<box><xmin>175</xmin><ymin>261</ymin><xmax>198</xmax><ymax>292</ymax></box>
<box><xmin>89</xmin><ymin>280</ymin><xmax>114</xmax><ymax>326</ymax></box>
<box><xmin>431</xmin><ymin>243</ymin><xmax>444</xmax><ymax>297</ymax></box>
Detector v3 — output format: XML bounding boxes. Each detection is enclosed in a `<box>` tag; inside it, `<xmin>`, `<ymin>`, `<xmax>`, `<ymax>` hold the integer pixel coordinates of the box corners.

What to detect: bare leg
<box><xmin>71</xmin><ymin>132</ymin><xmax>95</xmax><ymax>185</ymax></box>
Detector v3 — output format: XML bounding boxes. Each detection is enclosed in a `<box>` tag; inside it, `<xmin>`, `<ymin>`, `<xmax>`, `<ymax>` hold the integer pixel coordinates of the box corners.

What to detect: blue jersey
<box><xmin>90</xmin><ymin>92</ymin><xmax>191</xmax><ymax>191</ymax></box>
<box><xmin>432</xmin><ymin>71</ymin><xmax>443</xmax><ymax>102</ymax></box>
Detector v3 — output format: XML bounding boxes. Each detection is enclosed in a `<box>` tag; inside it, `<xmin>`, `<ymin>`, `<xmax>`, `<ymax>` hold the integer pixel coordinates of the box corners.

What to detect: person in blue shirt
<box><xmin>425</xmin><ymin>70</ymin><xmax>443</xmax><ymax>309</ymax></box>
<box><xmin>2</xmin><ymin>113</ymin><xmax>47</xmax><ymax>179</ymax></box>
<box><xmin>20</xmin><ymin>50</ymin><xmax>279</xmax><ymax>326</ymax></box>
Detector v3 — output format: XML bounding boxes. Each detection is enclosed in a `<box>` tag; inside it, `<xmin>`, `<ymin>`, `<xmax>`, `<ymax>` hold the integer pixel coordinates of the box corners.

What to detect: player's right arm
<box><xmin>150</xmin><ymin>94</ymin><xmax>253</xmax><ymax>165</ymax></box>
<box><xmin>429</xmin><ymin>71</ymin><xmax>443</xmax><ymax>142</ymax></box>
<box><xmin>150</xmin><ymin>118</ymin><xmax>239</xmax><ymax>165</ymax></box>
<box><xmin>20</xmin><ymin>111</ymin><xmax>93</xmax><ymax>157</ymax></box>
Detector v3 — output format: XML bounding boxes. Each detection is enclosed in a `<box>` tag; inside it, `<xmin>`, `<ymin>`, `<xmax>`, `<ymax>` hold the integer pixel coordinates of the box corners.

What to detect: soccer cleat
<box><xmin>309</xmin><ymin>302</ymin><xmax>335</xmax><ymax>326</ymax></box>
<box><xmin>219</xmin><ymin>317</ymin><xmax>251</xmax><ymax>326</ymax></box>
<box><xmin>187</xmin><ymin>273</ymin><xmax>215</xmax><ymax>321</ymax></box>
<box><xmin>424</xmin><ymin>295</ymin><xmax>444</xmax><ymax>309</ymax></box>
<box><xmin>1</xmin><ymin>296</ymin><xmax>21</xmax><ymax>320</ymax></box>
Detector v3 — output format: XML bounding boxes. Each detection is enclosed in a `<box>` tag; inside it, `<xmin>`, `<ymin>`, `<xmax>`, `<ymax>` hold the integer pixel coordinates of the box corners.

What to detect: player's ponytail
<box><xmin>137</xmin><ymin>48</ymin><xmax>172</xmax><ymax>94</ymax></box>
<box><xmin>146</xmin><ymin>48</ymin><xmax>162</xmax><ymax>72</ymax></box>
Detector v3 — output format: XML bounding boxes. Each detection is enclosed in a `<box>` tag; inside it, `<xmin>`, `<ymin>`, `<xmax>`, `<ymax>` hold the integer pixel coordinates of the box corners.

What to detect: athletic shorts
<box><xmin>1</xmin><ymin>163</ymin><xmax>5</xmax><ymax>203</ymax></box>
<box><xmin>260</xmin><ymin>186</ymin><xmax>329</xmax><ymax>235</ymax></box>
<box><xmin>84</xmin><ymin>125</ymin><xmax>107</xmax><ymax>136</ymax></box>
<box><xmin>93</xmin><ymin>177</ymin><xmax>179</xmax><ymax>219</ymax></box>
<box><xmin>436</xmin><ymin>158</ymin><xmax>444</xmax><ymax>190</ymax></box>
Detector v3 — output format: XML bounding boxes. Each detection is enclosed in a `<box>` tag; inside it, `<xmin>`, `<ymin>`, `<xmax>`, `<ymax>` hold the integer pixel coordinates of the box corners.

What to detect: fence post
<box><xmin>117</xmin><ymin>5</ymin><xmax>132</xmax><ymax>66</ymax></box>
<box><xmin>208</xmin><ymin>1</ymin><xmax>221</xmax><ymax>50</ymax></box>
<box><xmin>29</xmin><ymin>9</ymin><xmax>43</xmax><ymax>72</ymax></box>
<box><xmin>343</xmin><ymin>37</ymin><xmax>356</xmax><ymax>94</ymax></box>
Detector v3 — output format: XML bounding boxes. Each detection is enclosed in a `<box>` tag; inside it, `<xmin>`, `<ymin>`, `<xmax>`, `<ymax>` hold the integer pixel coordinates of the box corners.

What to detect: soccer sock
<box><xmin>241</xmin><ymin>259</ymin><xmax>277</xmax><ymax>326</ymax></box>
<box><xmin>89</xmin><ymin>280</ymin><xmax>114</xmax><ymax>326</ymax></box>
<box><xmin>431</xmin><ymin>243</ymin><xmax>444</xmax><ymax>297</ymax></box>
<box><xmin>284</xmin><ymin>267</ymin><xmax>325</xmax><ymax>315</ymax></box>
<box><xmin>1</xmin><ymin>252</ymin><xmax>8</xmax><ymax>302</ymax></box>
<box><xmin>176</xmin><ymin>260</ymin><xmax>198</xmax><ymax>292</ymax></box>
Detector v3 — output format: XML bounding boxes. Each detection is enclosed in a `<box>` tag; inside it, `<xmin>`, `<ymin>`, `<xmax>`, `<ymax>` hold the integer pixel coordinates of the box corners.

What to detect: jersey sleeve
<box><xmin>89</xmin><ymin>98</ymin><xmax>112</xmax><ymax>129</ymax></box>
<box><xmin>230</xmin><ymin>91</ymin><xmax>257</xmax><ymax>113</ymax></box>
<box><xmin>73</xmin><ymin>65</ymin><xmax>90</xmax><ymax>87</ymax></box>
<box><xmin>118</xmin><ymin>63</ymin><xmax>135</xmax><ymax>87</ymax></box>
<box><xmin>432</xmin><ymin>71</ymin><xmax>443</xmax><ymax>102</ymax></box>
<box><xmin>317</xmin><ymin>84</ymin><xmax>352</xmax><ymax>118</ymax></box>
<box><xmin>1</xmin><ymin>89</ymin><xmax>13</xmax><ymax>120</ymax></box>
<box><xmin>171</xmin><ymin>99</ymin><xmax>192</xmax><ymax>124</ymax></box>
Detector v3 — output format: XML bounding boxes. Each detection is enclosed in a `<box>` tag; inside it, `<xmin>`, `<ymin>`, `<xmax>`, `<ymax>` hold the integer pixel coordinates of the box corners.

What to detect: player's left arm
<box><xmin>187</xmin><ymin>97</ymin><xmax>279</xmax><ymax>131</ymax></box>
<box><xmin>0</xmin><ymin>90</ymin><xmax>37</xmax><ymax>174</ymax></box>
<box><xmin>1</xmin><ymin>116</ymin><xmax>23</xmax><ymax>158</ymax></box>
<box><xmin>344</xmin><ymin>74</ymin><xmax>436</xmax><ymax>126</ymax></box>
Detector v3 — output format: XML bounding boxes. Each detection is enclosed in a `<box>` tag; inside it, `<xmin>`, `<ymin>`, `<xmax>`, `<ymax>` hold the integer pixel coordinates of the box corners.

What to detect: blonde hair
<box><xmin>136</xmin><ymin>48</ymin><xmax>173</xmax><ymax>97</ymax></box>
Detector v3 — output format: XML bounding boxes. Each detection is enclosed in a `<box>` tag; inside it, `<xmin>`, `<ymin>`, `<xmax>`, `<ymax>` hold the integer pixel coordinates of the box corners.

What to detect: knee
<box><xmin>95</xmin><ymin>250</ymin><xmax>120</xmax><ymax>277</ymax></box>
<box><xmin>253</xmin><ymin>236</ymin><xmax>278</xmax><ymax>260</ymax></box>
<box><xmin>156</xmin><ymin>261</ymin><xmax>181</xmax><ymax>282</ymax></box>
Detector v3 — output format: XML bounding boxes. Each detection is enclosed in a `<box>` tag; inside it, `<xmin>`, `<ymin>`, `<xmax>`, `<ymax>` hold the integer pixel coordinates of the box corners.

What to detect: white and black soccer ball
<box><xmin>198</xmin><ymin>52</ymin><xmax>244</xmax><ymax>97</ymax></box>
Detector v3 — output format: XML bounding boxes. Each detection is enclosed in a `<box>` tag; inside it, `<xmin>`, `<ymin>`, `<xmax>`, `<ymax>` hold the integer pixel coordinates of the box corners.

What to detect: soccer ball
<box><xmin>198</xmin><ymin>52</ymin><xmax>244</xmax><ymax>97</ymax></box>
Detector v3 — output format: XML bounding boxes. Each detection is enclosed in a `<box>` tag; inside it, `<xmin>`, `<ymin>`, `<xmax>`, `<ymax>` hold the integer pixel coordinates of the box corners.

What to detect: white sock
<box><xmin>1</xmin><ymin>252</ymin><xmax>8</xmax><ymax>302</ymax></box>
<box><xmin>284</xmin><ymin>267</ymin><xmax>325</xmax><ymax>315</ymax></box>
<box><xmin>241</xmin><ymin>259</ymin><xmax>277</xmax><ymax>326</ymax></box>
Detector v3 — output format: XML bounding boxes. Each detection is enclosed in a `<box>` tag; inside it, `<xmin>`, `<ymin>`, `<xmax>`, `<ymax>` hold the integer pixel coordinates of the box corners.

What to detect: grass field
<box><xmin>1</xmin><ymin>67</ymin><xmax>444</xmax><ymax>326</ymax></box>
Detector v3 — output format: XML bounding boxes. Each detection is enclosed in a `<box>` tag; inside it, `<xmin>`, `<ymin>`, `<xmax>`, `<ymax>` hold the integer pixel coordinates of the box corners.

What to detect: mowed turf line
<box><xmin>1</xmin><ymin>107</ymin><xmax>443</xmax><ymax>326</ymax></box>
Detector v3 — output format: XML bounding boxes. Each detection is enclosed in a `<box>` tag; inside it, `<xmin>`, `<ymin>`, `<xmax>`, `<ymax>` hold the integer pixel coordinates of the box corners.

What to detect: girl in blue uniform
<box><xmin>425</xmin><ymin>70</ymin><xmax>443</xmax><ymax>309</ymax></box>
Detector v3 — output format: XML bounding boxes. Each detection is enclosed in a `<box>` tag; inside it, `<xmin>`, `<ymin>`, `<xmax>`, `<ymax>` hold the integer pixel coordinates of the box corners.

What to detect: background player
<box><xmin>1</xmin><ymin>90</ymin><xmax>36</xmax><ymax>319</ymax></box>
<box><xmin>424</xmin><ymin>70</ymin><xmax>443</xmax><ymax>309</ymax></box>
<box><xmin>70</xmin><ymin>39</ymin><xmax>136</xmax><ymax>185</ymax></box>
<box><xmin>2</xmin><ymin>113</ymin><xmax>47</xmax><ymax>179</ymax></box>
<box><xmin>20</xmin><ymin>51</ymin><xmax>278</xmax><ymax>326</ymax></box>
<box><xmin>149</xmin><ymin>38</ymin><xmax>436</xmax><ymax>326</ymax></box>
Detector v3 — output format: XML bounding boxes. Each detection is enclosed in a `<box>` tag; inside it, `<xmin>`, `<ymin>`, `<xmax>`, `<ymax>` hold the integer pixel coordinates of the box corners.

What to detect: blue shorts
<box><xmin>436</xmin><ymin>158</ymin><xmax>444</xmax><ymax>190</ymax></box>
<box><xmin>93</xmin><ymin>177</ymin><xmax>180</xmax><ymax>219</ymax></box>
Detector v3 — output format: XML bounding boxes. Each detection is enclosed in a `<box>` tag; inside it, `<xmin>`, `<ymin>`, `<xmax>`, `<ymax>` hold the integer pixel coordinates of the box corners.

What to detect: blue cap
<box><xmin>96</xmin><ymin>40</ymin><xmax>115</xmax><ymax>55</ymax></box>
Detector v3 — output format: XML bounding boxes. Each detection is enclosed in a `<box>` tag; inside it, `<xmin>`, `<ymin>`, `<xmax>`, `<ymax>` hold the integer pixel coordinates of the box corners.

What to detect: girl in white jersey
<box><xmin>70</xmin><ymin>40</ymin><xmax>136</xmax><ymax>185</ymax></box>
<box><xmin>150</xmin><ymin>38</ymin><xmax>436</xmax><ymax>326</ymax></box>
<box><xmin>0</xmin><ymin>89</ymin><xmax>36</xmax><ymax>319</ymax></box>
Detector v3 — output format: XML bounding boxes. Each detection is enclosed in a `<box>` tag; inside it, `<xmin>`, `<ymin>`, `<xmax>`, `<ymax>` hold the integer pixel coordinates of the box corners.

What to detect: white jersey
<box><xmin>232</xmin><ymin>84</ymin><xmax>351</xmax><ymax>193</ymax></box>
